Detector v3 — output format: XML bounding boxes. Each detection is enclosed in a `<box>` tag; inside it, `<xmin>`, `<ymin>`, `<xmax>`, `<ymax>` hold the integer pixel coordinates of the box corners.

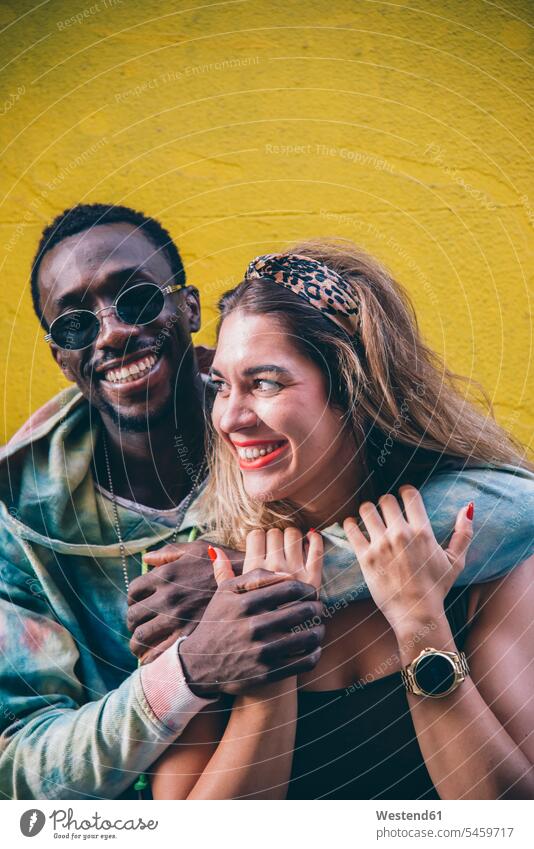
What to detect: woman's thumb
<box><xmin>305</xmin><ymin>529</ymin><xmax>324</xmax><ymax>591</ymax></box>
<box><xmin>446</xmin><ymin>502</ymin><xmax>474</xmax><ymax>565</ymax></box>
<box><xmin>208</xmin><ymin>545</ymin><xmax>235</xmax><ymax>586</ymax></box>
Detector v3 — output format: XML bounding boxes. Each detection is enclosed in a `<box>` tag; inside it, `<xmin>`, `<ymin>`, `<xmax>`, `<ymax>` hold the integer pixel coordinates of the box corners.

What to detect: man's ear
<box><xmin>51</xmin><ymin>346</ymin><xmax>77</xmax><ymax>383</ymax></box>
<box><xmin>181</xmin><ymin>285</ymin><xmax>201</xmax><ymax>333</ymax></box>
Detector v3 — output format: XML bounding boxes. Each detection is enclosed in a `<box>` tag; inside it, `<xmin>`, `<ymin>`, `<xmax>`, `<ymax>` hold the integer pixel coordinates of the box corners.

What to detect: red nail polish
<box><xmin>309</xmin><ymin>528</ymin><xmax>316</xmax><ymax>534</ymax></box>
<box><xmin>466</xmin><ymin>502</ymin><xmax>474</xmax><ymax>521</ymax></box>
<box><xmin>207</xmin><ymin>545</ymin><xmax>217</xmax><ymax>562</ymax></box>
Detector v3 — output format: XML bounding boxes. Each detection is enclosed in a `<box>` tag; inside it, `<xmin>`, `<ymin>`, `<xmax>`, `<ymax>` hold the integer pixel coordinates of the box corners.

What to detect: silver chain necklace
<box><xmin>101</xmin><ymin>429</ymin><xmax>206</xmax><ymax>591</ymax></box>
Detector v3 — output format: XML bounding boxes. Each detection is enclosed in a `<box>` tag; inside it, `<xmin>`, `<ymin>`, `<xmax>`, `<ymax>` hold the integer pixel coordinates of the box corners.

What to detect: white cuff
<box><xmin>140</xmin><ymin>636</ymin><xmax>216</xmax><ymax>733</ymax></box>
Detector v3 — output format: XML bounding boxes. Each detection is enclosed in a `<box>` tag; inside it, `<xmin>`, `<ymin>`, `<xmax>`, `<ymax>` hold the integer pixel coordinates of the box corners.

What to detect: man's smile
<box><xmin>94</xmin><ymin>347</ymin><xmax>165</xmax><ymax>394</ymax></box>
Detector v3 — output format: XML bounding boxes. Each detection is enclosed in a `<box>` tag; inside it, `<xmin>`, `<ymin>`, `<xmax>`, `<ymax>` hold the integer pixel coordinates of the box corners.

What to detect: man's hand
<box><xmin>178</xmin><ymin>568</ymin><xmax>324</xmax><ymax>697</ymax></box>
<box><xmin>127</xmin><ymin>540</ymin><xmax>244</xmax><ymax>664</ymax></box>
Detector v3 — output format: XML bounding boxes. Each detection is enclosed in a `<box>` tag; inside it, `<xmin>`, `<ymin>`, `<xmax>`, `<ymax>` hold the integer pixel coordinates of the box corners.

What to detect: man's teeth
<box><xmin>236</xmin><ymin>442</ymin><xmax>284</xmax><ymax>460</ymax></box>
<box><xmin>104</xmin><ymin>354</ymin><xmax>158</xmax><ymax>383</ymax></box>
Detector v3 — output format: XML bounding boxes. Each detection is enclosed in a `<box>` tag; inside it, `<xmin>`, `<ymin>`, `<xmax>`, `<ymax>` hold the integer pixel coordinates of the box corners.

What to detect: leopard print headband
<box><xmin>244</xmin><ymin>253</ymin><xmax>360</xmax><ymax>337</ymax></box>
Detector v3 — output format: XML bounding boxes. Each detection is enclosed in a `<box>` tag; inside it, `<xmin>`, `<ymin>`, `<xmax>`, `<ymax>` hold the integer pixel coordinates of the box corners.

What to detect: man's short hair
<box><xmin>31</xmin><ymin>203</ymin><xmax>186</xmax><ymax>328</ymax></box>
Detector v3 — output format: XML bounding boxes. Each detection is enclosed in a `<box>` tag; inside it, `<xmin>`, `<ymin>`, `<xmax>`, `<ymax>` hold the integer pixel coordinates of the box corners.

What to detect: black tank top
<box><xmin>288</xmin><ymin>587</ymin><xmax>471</xmax><ymax>799</ymax></box>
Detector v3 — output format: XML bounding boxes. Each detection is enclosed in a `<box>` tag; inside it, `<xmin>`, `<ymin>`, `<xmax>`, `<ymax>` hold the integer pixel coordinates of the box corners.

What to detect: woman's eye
<box><xmin>208</xmin><ymin>379</ymin><xmax>229</xmax><ymax>394</ymax></box>
<box><xmin>254</xmin><ymin>379</ymin><xmax>282</xmax><ymax>394</ymax></box>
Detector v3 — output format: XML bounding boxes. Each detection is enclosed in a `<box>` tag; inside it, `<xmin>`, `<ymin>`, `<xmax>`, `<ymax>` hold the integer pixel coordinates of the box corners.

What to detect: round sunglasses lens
<box><xmin>51</xmin><ymin>311</ymin><xmax>99</xmax><ymax>349</ymax></box>
<box><xmin>116</xmin><ymin>284</ymin><xmax>165</xmax><ymax>325</ymax></box>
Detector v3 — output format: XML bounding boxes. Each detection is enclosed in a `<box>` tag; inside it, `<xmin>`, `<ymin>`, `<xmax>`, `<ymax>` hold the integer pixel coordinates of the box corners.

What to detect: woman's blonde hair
<box><xmin>199</xmin><ymin>238</ymin><xmax>531</xmax><ymax>549</ymax></box>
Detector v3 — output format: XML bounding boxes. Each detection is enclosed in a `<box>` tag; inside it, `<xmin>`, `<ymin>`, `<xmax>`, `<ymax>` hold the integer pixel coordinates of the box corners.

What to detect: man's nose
<box><xmin>218</xmin><ymin>392</ymin><xmax>259</xmax><ymax>433</ymax></box>
<box><xmin>94</xmin><ymin>306</ymin><xmax>142</xmax><ymax>350</ymax></box>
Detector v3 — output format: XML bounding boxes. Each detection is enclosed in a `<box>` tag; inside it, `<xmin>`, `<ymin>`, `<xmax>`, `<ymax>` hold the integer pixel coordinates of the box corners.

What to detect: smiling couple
<box><xmin>0</xmin><ymin>203</ymin><xmax>533</xmax><ymax>801</ymax></box>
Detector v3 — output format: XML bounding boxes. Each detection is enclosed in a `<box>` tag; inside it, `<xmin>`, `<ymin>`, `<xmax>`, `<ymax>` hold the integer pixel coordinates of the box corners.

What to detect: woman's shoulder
<box><xmin>421</xmin><ymin>462</ymin><xmax>534</xmax><ymax>585</ymax></box>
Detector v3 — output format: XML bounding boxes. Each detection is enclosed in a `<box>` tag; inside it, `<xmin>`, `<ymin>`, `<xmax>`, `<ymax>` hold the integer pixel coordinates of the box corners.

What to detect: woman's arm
<box><xmin>151</xmin><ymin>679</ymin><xmax>297</xmax><ymax>799</ymax></box>
<box><xmin>149</xmin><ymin>528</ymin><xmax>324</xmax><ymax>799</ymax></box>
<box><xmin>396</xmin><ymin>554</ymin><xmax>534</xmax><ymax>799</ymax></box>
<box><xmin>344</xmin><ymin>487</ymin><xmax>534</xmax><ymax>800</ymax></box>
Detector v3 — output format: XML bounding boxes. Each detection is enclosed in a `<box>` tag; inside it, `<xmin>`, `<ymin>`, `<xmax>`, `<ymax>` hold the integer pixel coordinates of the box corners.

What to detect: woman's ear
<box><xmin>181</xmin><ymin>286</ymin><xmax>201</xmax><ymax>333</ymax></box>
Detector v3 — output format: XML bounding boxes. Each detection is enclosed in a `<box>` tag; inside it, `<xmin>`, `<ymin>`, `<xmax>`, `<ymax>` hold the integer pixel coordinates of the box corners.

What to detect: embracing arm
<box><xmin>149</xmin><ymin>529</ymin><xmax>324</xmax><ymax>800</ymax></box>
<box><xmin>0</xmin><ymin>595</ymin><xmax>210</xmax><ymax>800</ymax></box>
<box><xmin>399</xmin><ymin>554</ymin><xmax>534</xmax><ymax>800</ymax></box>
<box><xmin>151</xmin><ymin>677</ymin><xmax>298</xmax><ymax>800</ymax></box>
<box><xmin>344</xmin><ymin>486</ymin><xmax>534</xmax><ymax>801</ymax></box>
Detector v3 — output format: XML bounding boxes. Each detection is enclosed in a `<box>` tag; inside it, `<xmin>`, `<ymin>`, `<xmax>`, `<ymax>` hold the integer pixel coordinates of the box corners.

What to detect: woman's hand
<box><xmin>208</xmin><ymin>528</ymin><xmax>324</xmax><ymax>696</ymax></box>
<box><xmin>209</xmin><ymin>526</ymin><xmax>323</xmax><ymax>591</ymax></box>
<box><xmin>343</xmin><ymin>486</ymin><xmax>474</xmax><ymax>638</ymax></box>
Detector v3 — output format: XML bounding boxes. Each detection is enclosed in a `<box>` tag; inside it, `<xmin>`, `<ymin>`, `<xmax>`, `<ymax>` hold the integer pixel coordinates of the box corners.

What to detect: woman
<box><xmin>142</xmin><ymin>240</ymin><xmax>534</xmax><ymax>799</ymax></box>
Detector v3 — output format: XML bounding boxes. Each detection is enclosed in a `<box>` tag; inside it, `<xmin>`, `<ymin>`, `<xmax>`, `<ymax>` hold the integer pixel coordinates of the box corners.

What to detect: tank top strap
<box><xmin>443</xmin><ymin>585</ymin><xmax>472</xmax><ymax>651</ymax></box>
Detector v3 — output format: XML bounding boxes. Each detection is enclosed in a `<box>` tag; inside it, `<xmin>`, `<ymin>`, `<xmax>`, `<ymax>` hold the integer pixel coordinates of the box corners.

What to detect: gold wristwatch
<box><xmin>401</xmin><ymin>647</ymin><xmax>470</xmax><ymax>698</ymax></box>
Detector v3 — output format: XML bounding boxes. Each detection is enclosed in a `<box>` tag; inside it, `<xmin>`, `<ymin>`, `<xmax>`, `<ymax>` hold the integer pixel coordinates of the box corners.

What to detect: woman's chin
<box><xmin>243</xmin><ymin>475</ymin><xmax>293</xmax><ymax>503</ymax></box>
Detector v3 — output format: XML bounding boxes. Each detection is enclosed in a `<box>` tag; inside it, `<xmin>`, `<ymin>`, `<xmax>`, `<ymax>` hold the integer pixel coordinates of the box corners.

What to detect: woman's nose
<box><xmin>217</xmin><ymin>393</ymin><xmax>258</xmax><ymax>434</ymax></box>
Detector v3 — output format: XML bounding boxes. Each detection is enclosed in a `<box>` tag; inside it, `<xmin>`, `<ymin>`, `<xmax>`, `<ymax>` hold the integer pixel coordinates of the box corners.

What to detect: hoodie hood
<box><xmin>0</xmin><ymin>387</ymin><xmax>202</xmax><ymax>556</ymax></box>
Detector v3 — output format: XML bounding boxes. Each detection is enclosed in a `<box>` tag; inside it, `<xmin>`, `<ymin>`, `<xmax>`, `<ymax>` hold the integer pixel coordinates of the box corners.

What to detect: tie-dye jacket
<box><xmin>0</xmin><ymin>387</ymin><xmax>532</xmax><ymax>800</ymax></box>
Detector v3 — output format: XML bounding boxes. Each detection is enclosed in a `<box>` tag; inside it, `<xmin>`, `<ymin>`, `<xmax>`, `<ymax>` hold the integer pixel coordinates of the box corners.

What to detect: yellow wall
<box><xmin>1</xmin><ymin>0</ymin><xmax>532</xmax><ymax>447</ymax></box>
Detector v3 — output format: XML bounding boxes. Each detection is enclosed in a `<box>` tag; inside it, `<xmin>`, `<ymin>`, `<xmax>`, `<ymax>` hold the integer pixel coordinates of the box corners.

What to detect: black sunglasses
<box><xmin>44</xmin><ymin>282</ymin><xmax>182</xmax><ymax>350</ymax></box>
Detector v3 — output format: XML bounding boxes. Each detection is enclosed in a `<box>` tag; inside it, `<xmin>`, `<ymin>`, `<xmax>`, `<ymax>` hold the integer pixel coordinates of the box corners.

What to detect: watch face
<box><xmin>413</xmin><ymin>653</ymin><xmax>456</xmax><ymax>696</ymax></box>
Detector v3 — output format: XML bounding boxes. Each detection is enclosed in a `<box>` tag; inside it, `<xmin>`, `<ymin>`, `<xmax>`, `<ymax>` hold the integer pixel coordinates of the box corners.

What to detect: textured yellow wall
<box><xmin>1</xmin><ymin>0</ymin><xmax>532</xmax><ymax>447</ymax></box>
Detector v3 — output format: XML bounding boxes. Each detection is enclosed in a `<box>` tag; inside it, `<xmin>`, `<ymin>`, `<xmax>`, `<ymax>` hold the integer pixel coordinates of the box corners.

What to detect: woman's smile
<box><xmin>231</xmin><ymin>438</ymin><xmax>289</xmax><ymax>469</ymax></box>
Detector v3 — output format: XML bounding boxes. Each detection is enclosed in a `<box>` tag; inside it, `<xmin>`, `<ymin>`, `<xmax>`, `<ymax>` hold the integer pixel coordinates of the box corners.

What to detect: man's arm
<box><xmin>0</xmin><ymin>557</ymin><xmax>214</xmax><ymax>800</ymax></box>
<box><xmin>1</xmin><ymin>553</ymin><xmax>321</xmax><ymax>799</ymax></box>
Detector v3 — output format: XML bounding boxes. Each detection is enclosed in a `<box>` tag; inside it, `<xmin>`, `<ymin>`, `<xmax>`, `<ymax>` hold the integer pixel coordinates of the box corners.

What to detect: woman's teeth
<box><xmin>104</xmin><ymin>354</ymin><xmax>158</xmax><ymax>384</ymax></box>
<box><xmin>236</xmin><ymin>442</ymin><xmax>284</xmax><ymax>460</ymax></box>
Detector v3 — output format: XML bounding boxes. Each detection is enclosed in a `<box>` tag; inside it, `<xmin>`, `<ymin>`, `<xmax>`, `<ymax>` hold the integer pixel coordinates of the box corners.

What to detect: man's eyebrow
<box><xmin>55</xmin><ymin>292</ymin><xmax>79</xmax><ymax>312</ymax></box>
<box><xmin>209</xmin><ymin>365</ymin><xmax>291</xmax><ymax>378</ymax></box>
<box><xmin>54</xmin><ymin>267</ymin><xmax>157</xmax><ymax>312</ymax></box>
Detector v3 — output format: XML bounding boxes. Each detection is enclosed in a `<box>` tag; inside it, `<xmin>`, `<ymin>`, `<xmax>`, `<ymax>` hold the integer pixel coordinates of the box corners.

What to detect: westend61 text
<box><xmin>376</xmin><ymin>810</ymin><xmax>442</xmax><ymax>820</ymax></box>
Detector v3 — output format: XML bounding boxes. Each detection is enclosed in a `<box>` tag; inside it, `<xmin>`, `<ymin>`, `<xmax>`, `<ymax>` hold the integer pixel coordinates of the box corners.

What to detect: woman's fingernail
<box><xmin>466</xmin><ymin>502</ymin><xmax>474</xmax><ymax>521</ymax></box>
<box><xmin>207</xmin><ymin>545</ymin><xmax>217</xmax><ymax>562</ymax></box>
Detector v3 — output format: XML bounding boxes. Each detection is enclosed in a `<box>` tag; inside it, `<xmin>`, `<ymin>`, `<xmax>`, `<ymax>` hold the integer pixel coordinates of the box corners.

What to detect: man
<box><xmin>0</xmin><ymin>204</ymin><xmax>324</xmax><ymax>800</ymax></box>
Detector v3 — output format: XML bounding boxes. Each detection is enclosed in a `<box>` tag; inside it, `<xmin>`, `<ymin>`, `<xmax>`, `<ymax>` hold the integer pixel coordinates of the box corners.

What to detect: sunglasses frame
<box><xmin>44</xmin><ymin>282</ymin><xmax>182</xmax><ymax>350</ymax></box>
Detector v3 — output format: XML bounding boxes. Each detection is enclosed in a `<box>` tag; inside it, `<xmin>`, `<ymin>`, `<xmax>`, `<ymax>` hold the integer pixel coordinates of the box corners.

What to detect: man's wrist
<box><xmin>177</xmin><ymin>635</ymin><xmax>221</xmax><ymax>699</ymax></box>
<box><xmin>140</xmin><ymin>636</ymin><xmax>217</xmax><ymax>731</ymax></box>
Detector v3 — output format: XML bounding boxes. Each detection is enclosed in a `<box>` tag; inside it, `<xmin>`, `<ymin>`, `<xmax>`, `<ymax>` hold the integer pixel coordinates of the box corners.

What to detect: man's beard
<box><xmin>94</xmin><ymin>389</ymin><xmax>176</xmax><ymax>433</ymax></box>
<box><xmin>89</xmin><ymin>380</ymin><xmax>175</xmax><ymax>433</ymax></box>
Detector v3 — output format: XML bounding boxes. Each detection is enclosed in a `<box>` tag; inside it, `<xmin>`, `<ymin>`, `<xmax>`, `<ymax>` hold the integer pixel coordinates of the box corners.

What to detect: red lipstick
<box><xmin>236</xmin><ymin>441</ymin><xmax>289</xmax><ymax>470</ymax></box>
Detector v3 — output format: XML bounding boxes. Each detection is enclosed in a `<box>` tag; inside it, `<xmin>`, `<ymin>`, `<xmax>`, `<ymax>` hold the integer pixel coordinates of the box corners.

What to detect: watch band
<box><xmin>401</xmin><ymin>647</ymin><xmax>470</xmax><ymax>698</ymax></box>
